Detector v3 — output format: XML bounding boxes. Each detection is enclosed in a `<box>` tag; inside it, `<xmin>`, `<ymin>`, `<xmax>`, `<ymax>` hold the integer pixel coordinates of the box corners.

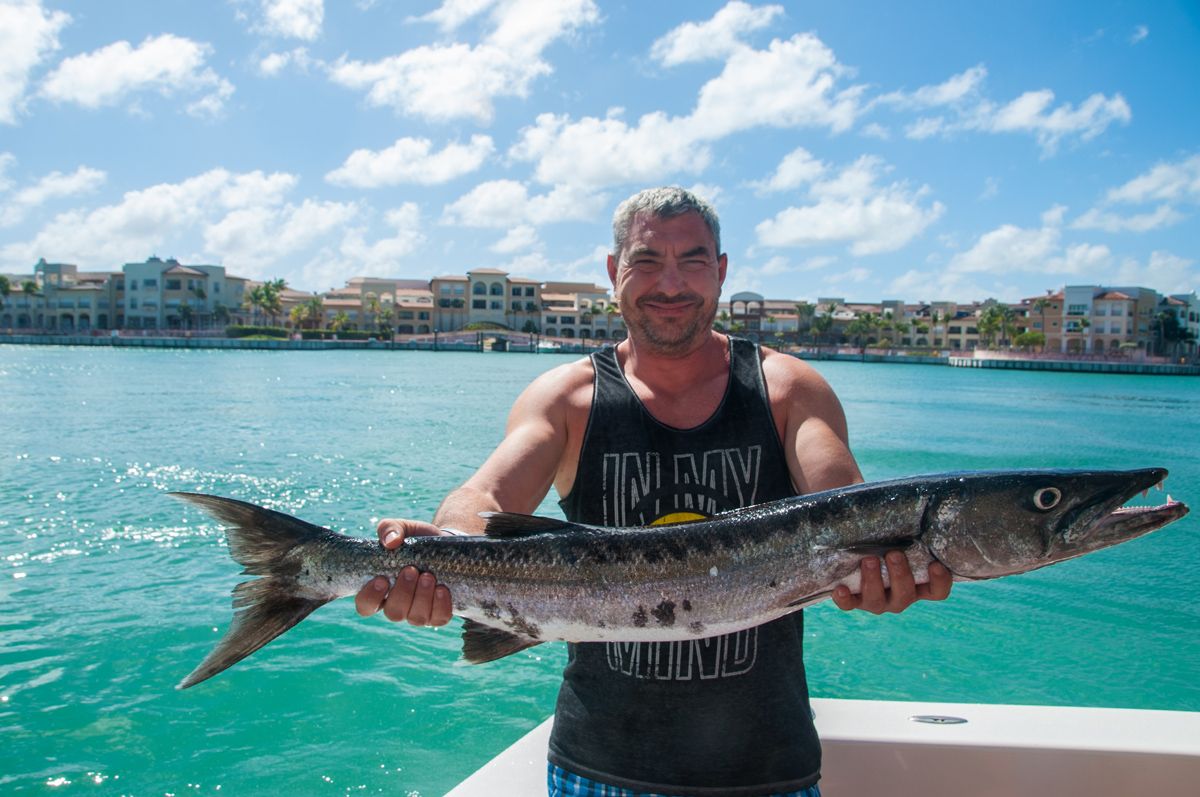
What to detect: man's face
<box><xmin>608</xmin><ymin>210</ymin><xmax>727</xmax><ymax>356</ymax></box>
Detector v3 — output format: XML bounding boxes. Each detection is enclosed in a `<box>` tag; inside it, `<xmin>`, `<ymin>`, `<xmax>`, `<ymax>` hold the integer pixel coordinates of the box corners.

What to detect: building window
<box><xmin>473</xmin><ymin>282</ymin><xmax>486</xmax><ymax>295</ymax></box>
<box><xmin>473</xmin><ymin>299</ymin><xmax>486</xmax><ymax>309</ymax></box>
<box><xmin>545</xmin><ymin>315</ymin><xmax>556</xmax><ymax>324</ymax></box>
<box><xmin>490</xmin><ymin>301</ymin><xmax>502</xmax><ymax>310</ymax></box>
<box><xmin>144</xmin><ymin>278</ymin><xmax>157</xmax><ymax>288</ymax></box>
<box><xmin>512</xmin><ymin>301</ymin><xmax>522</xmax><ymax>311</ymax></box>
<box><xmin>1067</xmin><ymin>303</ymin><xmax>1087</xmax><ymax>316</ymax></box>
<box><xmin>130</xmin><ymin>280</ymin><xmax>139</xmax><ymax>290</ymax></box>
<box><xmin>489</xmin><ymin>283</ymin><xmax>503</xmax><ymax>296</ymax></box>
<box><xmin>525</xmin><ymin>287</ymin><xmax>535</xmax><ymax>297</ymax></box>
<box><xmin>166</xmin><ymin>279</ymin><xmax>182</xmax><ymax>290</ymax></box>
<box><xmin>560</xmin><ymin>316</ymin><xmax>575</xmax><ymax>325</ymax></box>
<box><xmin>512</xmin><ymin>287</ymin><xmax>522</xmax><ymax>297</ymax></box>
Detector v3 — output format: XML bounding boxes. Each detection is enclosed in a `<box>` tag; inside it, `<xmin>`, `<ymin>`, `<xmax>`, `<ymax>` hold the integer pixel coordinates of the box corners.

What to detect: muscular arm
<box><xmin>762</xmin><ymin>350</ymin><xmax>951</xmax><ymax>613</ymax></box>
<box><xmin>354</xmin><ymin>359</ymin><xmax>592</xmax><ymax>625</ymax></box>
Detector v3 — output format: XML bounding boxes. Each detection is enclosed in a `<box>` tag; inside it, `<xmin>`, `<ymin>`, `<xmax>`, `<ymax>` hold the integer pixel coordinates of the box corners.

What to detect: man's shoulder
<box><xmin>519</xmin><ymin>354</ymin><xmax>596</xmax><ymax>412</ymax></box>
<box><xmin>759</xmin><ymin>347</ymin><xmax>844</xmax><ymax>421</ymax></box>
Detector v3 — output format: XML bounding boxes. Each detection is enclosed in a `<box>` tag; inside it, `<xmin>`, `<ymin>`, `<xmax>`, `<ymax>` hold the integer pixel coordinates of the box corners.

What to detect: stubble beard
<box><xmin>624</xmin><ymin>293</ymin><xmax>719</xmax><ymax>357</ymax></box>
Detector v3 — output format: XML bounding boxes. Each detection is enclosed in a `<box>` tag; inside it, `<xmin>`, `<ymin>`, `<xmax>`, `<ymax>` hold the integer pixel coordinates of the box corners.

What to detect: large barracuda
<box><xmin>172</xmin><ymin>468</ymin><xmax>1187</xmax><ymax>689</ymax></box>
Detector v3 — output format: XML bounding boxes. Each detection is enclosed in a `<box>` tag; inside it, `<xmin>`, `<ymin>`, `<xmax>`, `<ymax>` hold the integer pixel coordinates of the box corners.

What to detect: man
<box><xmin>356</xmin><ymin>187</ymin><xmax>952</xmax><ymax>796</ymax></box>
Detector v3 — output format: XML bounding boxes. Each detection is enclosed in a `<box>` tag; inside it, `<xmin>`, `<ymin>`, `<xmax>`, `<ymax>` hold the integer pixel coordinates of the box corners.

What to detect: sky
<box><xmin>1</xmin><ymin>0</ymin><xmax>1198</xmax><ymax>304</ymax></box>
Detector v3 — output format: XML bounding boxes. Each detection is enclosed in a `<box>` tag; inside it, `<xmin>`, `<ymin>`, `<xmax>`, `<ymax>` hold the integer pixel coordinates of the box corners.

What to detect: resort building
<box><xmin>1</xmin><ymin>257</ymin><xmax>1192</xmax><ymax>359</ymax></box>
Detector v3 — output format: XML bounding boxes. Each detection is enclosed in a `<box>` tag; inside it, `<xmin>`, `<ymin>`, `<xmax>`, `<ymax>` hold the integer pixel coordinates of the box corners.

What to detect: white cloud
<box><xmin>258</xmin><ymin>47</ymin><xmax>315</xmax><ymax>76</ymax></box>
<box><xmin>331</xmin><ymin>0</ymin><xmax>598</xmax><ymax>123</ymax></box>
<box><xmin>490</xmin><ymin>224</ymin><xmax>537</xmax><ymax>253</ymax></box>
<box><xmin>690</xmin><ymin>33</ymin><xmax>864</xmax><ymax>138</ymax></box>
<box><xmin>983</xmin><ymin>90</ymin><xmax>1131</xmax><ymax>154</ymax></box>
<box><xmin>39</xmin><ymin>34</ymin><xmax>234</xmax><ymax>117</ymax></box>
<box><xmin>0</xmin><ymin>151</ymin><xmax>18</xmax><ymax>192</ymax></box>
<box><xmin>755</xmin><ymin>155</ymin><xmax>944</xmax><ymax>255</ymax></box>
<box><xmin>510</xmin><ymin>110</ymin><xmax>710</xmax><ymax>189</ymax></box>
<box><xmin>338</xmin><ymin>203</ymin><xmax>426</xmax><ymax>268</ymax></box>
<box><xmin>258</xmin><ymin>0</ymin><xmax>324</xmax><ymax>41</ymax></box>
<box><xmin>880</xmin><ymin>65</ymin><xmax>1130</xmax><ymax>154</ymax></box>
<box><xmin>948</xmin><ymin>208</ymin><xmax>1116</xmax><ymax>280</ymax></box>
<box><xmin>1115</xmin><ymin>251</ymin><xmax>1197</xmax><ymax>294</ymax></box>
<box><xmin>650</xmin><ymin>1</ymin><xmax>784</xmax><ymax>66</ymax></box>
<box><xmin>326</xmin><ymin>135</ymin><xmax>494</xmax><ymax>187</ymax></box>
<box><xmin>1130</xmin><ymin>25</ymin><xmax>1149</xmax><ymax>45</ymax></box>
<box><xmin>1104</xmin><ymin>154</ymin><xmax>1200</xmax><ymax>205</ymax></box>
<box><xmin>494</xmin><ymin>243</ymin><xmax>609</xmax><ymax>283</ymax></box>
<box><xmin>948</xmin><ymin>221</ymin><xmax>1061</xmax><ymax>274</ymax></box>
<box><xmin>441</xmin><ymin>179</ymin><xmax>605</xmax><ymax>228</ymax></box>
<box><xmin>0</xmin><ymin>165</ymin><xmax>106</xmax><ymax>226</ymax></box>
<box><xmin>1071</xmin><ymin>204</ymin><xmax>1183</xmax><ymax>233</ymax></box>
<box><xmin>0</xmin><ymin>0</ymin><xmax>71</xmax><ymax>124</ymax></box>
<box><xmin>0</xmin><ymin>168</ymin><xmax>330</xmax><ymax>274</ymax></box>
<box><xmin>1046</xmin><ymin>242</ymin><xmax>1113</xmax><ymax>275</ymax></box>
<box><xmin>752</xmin><ymin>147</ymin><xmax>826</xmax><ymax>193</ymax></box>
<box><xmin>414</xmin><ymin>0</ymin><xmax>497</xmax><ymax>32</ymax></box>
<box><xmin>876</xmin><ymin>64</ymin><xmax>987</xmax><ymax>109</ymax></box>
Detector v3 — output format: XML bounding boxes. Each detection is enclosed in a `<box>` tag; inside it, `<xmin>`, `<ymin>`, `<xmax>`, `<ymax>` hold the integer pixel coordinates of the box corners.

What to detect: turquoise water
<box><xmin>1</xmin><ymin>346</ymin><xmax>1196</xmax><ymax>795</ymax></box>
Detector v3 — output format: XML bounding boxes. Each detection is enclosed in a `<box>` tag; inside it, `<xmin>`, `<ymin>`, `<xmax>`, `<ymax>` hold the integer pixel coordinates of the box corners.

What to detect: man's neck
<box><xmin>617</xmin><ymin>331</ymin><xmax>730</xmax><ymax>392</ymax></box>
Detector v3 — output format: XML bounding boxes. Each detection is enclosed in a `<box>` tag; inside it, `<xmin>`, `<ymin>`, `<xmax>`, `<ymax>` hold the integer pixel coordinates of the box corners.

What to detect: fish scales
<box><xmin>171</xmin><ymin>468</ymin><xmax>1187</xmax><ymax>688</ymax></box>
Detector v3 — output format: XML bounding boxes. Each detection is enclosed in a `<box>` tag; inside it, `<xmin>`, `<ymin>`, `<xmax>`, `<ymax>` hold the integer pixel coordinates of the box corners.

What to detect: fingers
<box><xmin>376</xmin><ymin>518</ymin><xmax>444</xmax><ymax>546</ymax></box>
<box><xmin>833</xmin><ymin>554</ymin><xmax>949</xmax><ymax>615</ymax></box>
<box><xmin>917</xmin><ymin>562</ymin><xmax>953</xmax><ymax>601</ymax></box>
<box><xmin>355</xmin><ymin>575</ymin><xmax>390</xmax><ymax>617</ymax></box>
<box><xmin>357</xmin><ymin>566</ymin><xmax>453</xmax><ymax>627</ymax></box>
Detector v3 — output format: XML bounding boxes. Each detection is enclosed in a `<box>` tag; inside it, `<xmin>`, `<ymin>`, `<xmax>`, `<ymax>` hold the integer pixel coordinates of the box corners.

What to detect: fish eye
<box><xmin>1033</xmin><ymin>487</ymin><xmax>1062</xmax><ymax>511</ymax></box>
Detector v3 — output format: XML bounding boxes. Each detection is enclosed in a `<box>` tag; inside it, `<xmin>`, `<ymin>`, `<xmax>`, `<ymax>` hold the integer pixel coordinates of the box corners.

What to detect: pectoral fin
<box><xmin>460</xmin><ymin>619</ymin><xmax>543</xmax><ymax>664</ymax></box>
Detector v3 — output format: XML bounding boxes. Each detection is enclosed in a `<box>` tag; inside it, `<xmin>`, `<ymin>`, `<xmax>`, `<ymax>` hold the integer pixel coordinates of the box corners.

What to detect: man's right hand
<box><xmin>354</xmin><ymin>519</ymin><xmax>454</xmax><ymax>627</ymax></box>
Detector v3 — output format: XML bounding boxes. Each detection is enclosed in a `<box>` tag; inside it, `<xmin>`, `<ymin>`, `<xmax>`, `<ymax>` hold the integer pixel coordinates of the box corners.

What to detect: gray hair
<box><xmin>612</xmin><ymin>187</ymin><xmax>721</xmax><ymax>258</ymax></box>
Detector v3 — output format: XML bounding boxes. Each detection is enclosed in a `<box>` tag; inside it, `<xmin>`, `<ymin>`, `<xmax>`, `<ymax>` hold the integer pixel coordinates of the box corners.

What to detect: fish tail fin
<box><xmin>169</xmin><ymin>492</ymin><xmax>334</xmax><ymax>689</ymax></box>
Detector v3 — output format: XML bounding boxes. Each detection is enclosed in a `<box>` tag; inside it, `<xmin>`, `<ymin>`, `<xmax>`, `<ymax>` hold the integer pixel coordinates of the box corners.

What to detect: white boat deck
<box><xmin>446</xmin><ymin>698</ymin><xmax>1200</xmax><ymax>796</ymax></box>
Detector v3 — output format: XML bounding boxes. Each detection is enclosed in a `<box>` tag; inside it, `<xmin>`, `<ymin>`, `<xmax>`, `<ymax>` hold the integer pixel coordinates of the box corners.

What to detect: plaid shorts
<box><xmin>547</xmin><ymin>763</ymin><xmax>821</xmax><ymax>797</ymax></box>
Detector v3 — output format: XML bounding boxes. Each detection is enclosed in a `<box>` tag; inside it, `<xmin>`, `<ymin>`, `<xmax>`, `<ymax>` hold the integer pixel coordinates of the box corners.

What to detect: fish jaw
<box><xmin>926</xmin><ymin>468</ymin><xmax>1186</xmax><ymax>580</ymax></box>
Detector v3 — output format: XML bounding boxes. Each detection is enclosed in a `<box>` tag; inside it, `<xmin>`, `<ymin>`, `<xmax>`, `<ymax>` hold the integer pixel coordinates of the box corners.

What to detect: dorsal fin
<box><xmin>481</xmin><ymin>511</ymin><xmax>592</xmax><ymax>540</ymax></box>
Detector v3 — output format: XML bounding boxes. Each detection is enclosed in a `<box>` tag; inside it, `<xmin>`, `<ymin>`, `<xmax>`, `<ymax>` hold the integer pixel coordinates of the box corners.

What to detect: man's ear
<box><xmin>717</xmin><ymin>253</ymin><xmax>728</xmax><ymax>287</ymax></box>
<box><xmin>606</xmin><ymin>253</ymin><xmax>618</xmax><ymax>285</ymax></box>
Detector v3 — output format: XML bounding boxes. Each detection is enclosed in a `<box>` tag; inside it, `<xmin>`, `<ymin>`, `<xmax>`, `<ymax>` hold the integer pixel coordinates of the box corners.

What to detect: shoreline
<box><xmin>2</xmin><ymin>333</ymin><xmax>1197</xmax><ymax>375</ymax></box>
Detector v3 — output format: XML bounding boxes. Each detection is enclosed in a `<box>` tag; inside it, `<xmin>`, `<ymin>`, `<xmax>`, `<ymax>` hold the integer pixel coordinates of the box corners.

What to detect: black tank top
<box><xmin>549</xmin><ymin>337</ymin><xmax>821</xmax><ymax>796</ymax></box>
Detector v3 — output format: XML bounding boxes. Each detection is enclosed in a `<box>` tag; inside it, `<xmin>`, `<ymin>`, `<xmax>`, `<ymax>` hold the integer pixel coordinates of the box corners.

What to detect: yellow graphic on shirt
<box><xmin>651</xmin><ymin>511</ymin><xmax>707</xmax><ymax>525</ymax></box>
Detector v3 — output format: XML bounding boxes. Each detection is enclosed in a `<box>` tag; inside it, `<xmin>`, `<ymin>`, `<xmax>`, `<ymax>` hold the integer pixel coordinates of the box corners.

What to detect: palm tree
<box><xmin>1033</xmin><ymin>296</ymin><xmax>1053</xmax><ymax>352</ymax></box>
<box><xmin>363</xmin><ymin>291</ymin><xmax>381</xmax><ymax>331</ymax></box>
<box><xmin>330</xmin><ymin>310</ymin><xmax>350</xmax><ymax>333</ymax></box>
<box><xmin>376</xmin><ymin>307</ymin><xmax>396</xmax><ymax>338</ymax></box>
<box><xmin>794</xmin><ymin>301</ymin><xmax>815</xmax><ymax>344</ymax></box>
<box><xmin>177</xmin><ymin>301</ymin><xmax>193</xmax><ymax>331</ymax></box>
<box><xmin>0</xmin><ymin>275</ymin><xmax>10</xmax><ymax>325</ymax></box>
<box><xmin>302</xmin><ymin>295</ymin><xmax>324</xmax><ymax>330</ymax></box>
<box><xmin>21</xmin><ymin>280</ymin><xmax>38</xmax><ymax>329</ymax></box>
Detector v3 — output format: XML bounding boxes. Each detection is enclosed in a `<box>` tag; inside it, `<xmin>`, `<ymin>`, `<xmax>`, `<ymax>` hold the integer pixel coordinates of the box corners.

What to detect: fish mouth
<box><xmin>1064</xmin><ymin>468</ymin><xmax>1187</xmax><ymax>548</ymax></box>
<box><xmin>1092</xmin><ymin>496</ymin><xmax>1189</xmax><ymax>538</ymax></box>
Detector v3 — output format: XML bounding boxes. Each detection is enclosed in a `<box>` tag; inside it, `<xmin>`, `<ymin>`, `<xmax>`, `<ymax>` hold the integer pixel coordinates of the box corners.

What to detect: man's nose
<box><xmin>657</xmin><ymin>259</ymin><xmax>688</xmax><ymax>292</ymax></box>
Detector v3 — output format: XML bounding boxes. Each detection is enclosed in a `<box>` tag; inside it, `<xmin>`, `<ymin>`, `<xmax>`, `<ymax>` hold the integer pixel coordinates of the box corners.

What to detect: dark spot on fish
<box><xmin>689</xmin><ymin>621</ymin><xmax>705</xmax><ymax>635</ymax></box>
<box><xmin>479</xmin><ymin>600</ymin><xmax>501</xmax><ymax>620</ymax></box>
<box><xmin>632</xmin><ymin>605</ymin><xmax>648</xmax><ymax>628</ymax></box>
<box><xmin>651</xmin><ymin>600</ymin><xmax>676</xmax><ymax>627</ymax></box>
<box><xmin>642</xmin><ymin>547</ymin><xmax>661</xmax><ymax>565</ymax></box>
<box><xmin>681</xmin><ymin>599</ymin><xmax>692</xmax><ymax>612</ymax></box>
<box><xmin>769</xmin><ymin>578</ymin><xmax>777</xmax><ymax>588</ymax></box>
<box><xmin>326</xmin><ymin>575</ymin><xmax>332</xmax><ymax>584</ymax></box>
<box><xmin>504</xmin><ymin>603</ymin><xmax>542</xmax><ymax>640</ymax></box>
<box><xmin>597</xmin><ymin>620</ymin><xmax>606</xmax><ymax>628</ymax></box>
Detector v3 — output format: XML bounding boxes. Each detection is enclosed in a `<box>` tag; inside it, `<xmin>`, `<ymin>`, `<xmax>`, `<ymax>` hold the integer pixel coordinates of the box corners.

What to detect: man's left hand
<box><xmin>832</xmin><ymin>551</ymin><xmax>952</xmax><ymax>614</ymax></box>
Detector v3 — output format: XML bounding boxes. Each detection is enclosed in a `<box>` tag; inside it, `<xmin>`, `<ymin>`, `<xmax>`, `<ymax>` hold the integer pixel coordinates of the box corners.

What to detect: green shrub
<box><xmin>226</xmin><ymin>325</ymin><xmax>288</xmax><ymax>339</ymax></box>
